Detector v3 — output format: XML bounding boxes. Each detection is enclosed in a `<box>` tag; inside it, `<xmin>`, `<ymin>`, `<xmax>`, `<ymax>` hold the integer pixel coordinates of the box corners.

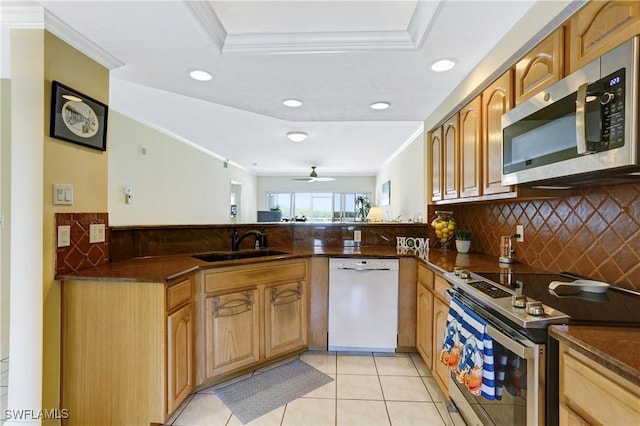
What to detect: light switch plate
<box><xmin>57</xmin><ymin>225</ymin><xmax>71</xmax><ymax>248</ymax></box>
<box><xmin>354</xmin><ymin>230</ymin><xmax>362</xmax><ymax>242</ymax></box>
<box><xmin>89</xmin><ymin>224</ymin><xmax>105</xmax><ymax>243</ymax></box>
<box><xmin>53</xmin><ymin>184</ymin><xmax>73</xmax><ymax>205</ymax></box>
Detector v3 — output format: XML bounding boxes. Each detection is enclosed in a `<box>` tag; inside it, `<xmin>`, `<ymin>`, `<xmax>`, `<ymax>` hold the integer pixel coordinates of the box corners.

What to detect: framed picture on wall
<box><xmin>381</xmin><ymin>180</ymin><xmax>391</xmax><ymax>206</ymax></box>
<box><xmin>49</xmin><ymin>80</ymin><xmax>108</xmax><ymax>151</ymax></box>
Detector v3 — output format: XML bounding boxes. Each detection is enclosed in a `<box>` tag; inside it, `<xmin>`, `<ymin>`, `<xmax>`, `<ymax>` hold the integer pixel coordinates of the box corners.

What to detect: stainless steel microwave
<box><xmin>501</xmin><ymin>36</ymin><xmax>639</xmax><ymax>188</ymax></box>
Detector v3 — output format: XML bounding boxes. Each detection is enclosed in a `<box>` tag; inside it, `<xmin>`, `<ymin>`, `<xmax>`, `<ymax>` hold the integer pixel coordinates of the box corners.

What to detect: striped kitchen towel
<box><xmin>439</xmin><ymin>298</ymin><xmax>464</xmax><ymax>372</ymax></box>
<box><xmin>456</xmin><ymin>305</ymin><xmax>495</xmax><ymax>400</ymax></box>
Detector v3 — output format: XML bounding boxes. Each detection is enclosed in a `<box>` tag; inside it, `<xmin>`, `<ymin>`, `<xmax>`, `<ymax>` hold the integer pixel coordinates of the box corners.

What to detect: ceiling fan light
<box><xmin>370</xmin><ymin>101</ymin><xmax>390</xmax><ymax>110</ymax></box>
<box><xmin>430</xmin><ymin>58</ymin><xmax>456</xmax><ymax>72</ymax></box>
<box><xmin>188</xmin><ymin>69</ymin><xmax>212</xmax><ymax>81</ymax></box>
<box><xmin>287</xmin><ymin>131</ymin><xmax>308</xmax><ymax>142</ymax></box>
<box><xmin>282</xmin><ymin>98</ymin><xmax>303</xmax><ymax>108</ymax></box>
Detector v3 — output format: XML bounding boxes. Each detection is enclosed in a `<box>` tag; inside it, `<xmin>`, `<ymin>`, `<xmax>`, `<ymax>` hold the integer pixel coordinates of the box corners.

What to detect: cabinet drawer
<box><xmin>205</xmin><ymin>260</ymin><xmax>306</xmax><ymax>293</ymax></box>
<box><xmin>561</xmin><ymin>347</ymin><xmax>640</xmax><ymax>424</ymax></box>
<box><xmin>418</xmin><ymin>264</ymin><xmax>434</xmax><ymax>289</ymax></box>
<box><xmin>167</xmin><ymin>279</ymin><xmax>191</xmax><ymax>311</ymax></box>
<box><xmin>434</xmin><ymin>275</ymin><xmax>451</xmax><ymax>301</ymax></box>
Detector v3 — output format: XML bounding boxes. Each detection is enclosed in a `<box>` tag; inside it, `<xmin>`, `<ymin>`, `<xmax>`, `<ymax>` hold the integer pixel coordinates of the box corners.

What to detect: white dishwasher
<box><xmin>328</xmin><ymin>258</ymin><xmax>399</xmax><ymax>352</ymax></box>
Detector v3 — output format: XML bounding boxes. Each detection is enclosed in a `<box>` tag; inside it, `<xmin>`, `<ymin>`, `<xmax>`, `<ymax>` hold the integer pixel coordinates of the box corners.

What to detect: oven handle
<box><xmin>486</xmin><ymin>324</ymin><xmax>533</xmax><ymax>359</ymax></box>
<box><xmin>575</xmin><ymin>82</ymin><xmax>595</xmax><ymax>155</ymax></box>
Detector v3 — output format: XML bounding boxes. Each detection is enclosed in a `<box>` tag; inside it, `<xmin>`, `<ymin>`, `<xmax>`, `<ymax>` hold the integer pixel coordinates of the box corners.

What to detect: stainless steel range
<box><xmin>442</xmin><ymin>269</ymin><xmax>640</xmax><ymax>426</ymax></box>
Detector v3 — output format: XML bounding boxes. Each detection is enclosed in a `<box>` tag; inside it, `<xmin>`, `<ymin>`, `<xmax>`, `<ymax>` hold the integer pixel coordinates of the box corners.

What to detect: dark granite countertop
<box><xmin>549</xmin><ymin>325</ymin><xmax>640</xmax><ymax>387</ymax></box>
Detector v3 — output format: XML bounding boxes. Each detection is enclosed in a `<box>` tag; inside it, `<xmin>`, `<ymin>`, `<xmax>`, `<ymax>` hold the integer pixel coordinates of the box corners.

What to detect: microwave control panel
<box><xmin>599</xmin><ymin>68</ymin><xmax>625</xmax><ymax>149</ymax></box>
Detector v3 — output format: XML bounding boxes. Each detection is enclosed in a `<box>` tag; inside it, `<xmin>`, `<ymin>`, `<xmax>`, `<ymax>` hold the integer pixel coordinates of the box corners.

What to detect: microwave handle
<box><xmin>575</xmin><ymin>83</ymin><xmax>595</xmax><ymax>155</ymax></box>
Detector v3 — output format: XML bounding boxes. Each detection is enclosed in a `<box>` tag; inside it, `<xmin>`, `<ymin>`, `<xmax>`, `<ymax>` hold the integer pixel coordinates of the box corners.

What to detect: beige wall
<box><xmin>107</xmin><ymin>111</ymin><xmax>257</xmax><ymax>225</ymax></box>
<box><xmin>1</xmin><ymin>78</ymin><xmax>10</xmax><ymax>359</ymax></box>
<box><xmin>42</xmin><ymin>31</ymin><xmax>109</xmax><ymax>417</ymax></box>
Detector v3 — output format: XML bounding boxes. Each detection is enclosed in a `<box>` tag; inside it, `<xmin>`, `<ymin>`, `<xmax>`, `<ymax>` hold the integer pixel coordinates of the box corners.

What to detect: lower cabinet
<box><xmin>61</xmin><ymin>275</ymin><xmax>195</xmax><ymax>426</ymax></box>
<box><xmin>415</xmin><ymin>264</ymin><xmax>451</xmax><ymax>397</ymax></box>
<box><xmin>205</xmin><ymin>289</ymin><xmax>260</xmax><ymax>377</ymax></box>
<box><xmin>559</xmin><ymin>342</ymin><xmax>640</xmax><ymax>425</ymax></box>
<box><xmin>202</xmin><ymin>259</ymin><xmax>308</xmax><ymax>382</ymax></box>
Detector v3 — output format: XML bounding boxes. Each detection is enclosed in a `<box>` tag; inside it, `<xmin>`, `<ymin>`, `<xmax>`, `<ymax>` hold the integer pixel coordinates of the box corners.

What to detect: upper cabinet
<box><xmin>482</xmin><ymin>70</ymin><xmax>513</xmax><ymax>196</ymax></box>
<box><xmin>443</xmin><ymin>115</ymin><xmax>459</xmax><ymax>200</ymax></box>
<box><xmin>569</xmin><ymin>1</ymin><xmax>640</xmax><ymax>72</ymax></box>
<box><xmin>428</xmin><ymin>127</ymin><xmax>443</xmax><ymax>203</ymax></box>
<box><xmin>459</xmin><ymin>97</ymin><xmax>482</xmax><ymax>198</ymax></box>
<box><xmin>515</xmin><ymin>27</ymin><xmax>565</xmax><ymax>105</ymax></box>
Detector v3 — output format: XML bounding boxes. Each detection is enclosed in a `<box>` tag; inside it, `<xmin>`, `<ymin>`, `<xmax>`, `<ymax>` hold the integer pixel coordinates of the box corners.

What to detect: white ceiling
<box><xmin>8</xmin><ymin>1</ymin><xmax>573</xmax><ymax>177</ymax></box>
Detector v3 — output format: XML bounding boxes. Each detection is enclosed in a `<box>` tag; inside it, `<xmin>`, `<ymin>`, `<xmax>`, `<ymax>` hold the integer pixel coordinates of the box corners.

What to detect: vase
<box><xmin>430</xmin><ymin>211</ymin><xmax>456</xmax><ymax>251</ymax></box>
<box><xmin>456</xmin><ymin>240</ymin><xmax>471</xmax><ymax>253</ymax></box>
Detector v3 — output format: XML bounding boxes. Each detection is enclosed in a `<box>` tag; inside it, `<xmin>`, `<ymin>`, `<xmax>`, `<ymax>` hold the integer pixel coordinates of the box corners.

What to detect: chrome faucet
<box><xmin>232</xmin><ymin>229</ymin><xmax>267</xmax><ymax>251</ymax></box>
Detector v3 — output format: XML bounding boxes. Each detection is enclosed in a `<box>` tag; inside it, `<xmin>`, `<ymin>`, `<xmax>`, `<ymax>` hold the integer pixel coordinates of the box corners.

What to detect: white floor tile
<box><xmin>386</xmin><ymin>401</ymin><xmax>446</xmax><ymax>426</ymax></box>
<box><xmin>336</xmin><ymin>399</ymin><xmax>389</xmax><ymax>426</ymax></box>
<box><xmin>300</xmin><ymin>351</ymin><xmax>337</xmax><ymax>375</ymax></box>
<box><xmin>337</xmin><ymin>374</ymin><xmax>383</xmax><ymax>400</ymax></box>
<box><xmin>410</xmin><ymin>354</ymin><xmax>433</xmax><ymax>377</ymax></box>
<box><xmin>374</xmin><ymin>355</ymin><xmax>419</xmax><ymax>376</ymax></box>
<box><xmin>422</xmin><ymin>376</ymin><xmax>447</xmax><ymax>403</ymax></box>
<box><xmin>282</xmin><ymin>397</ymin><xmax>335</xmax><ymax>425</ymax></box>
<box><xmin>380</xmin><ymin>376</ymin><xmax>432</xmax><ymax>402</ymax></box>
<box><xmin>172</xmin><ymin>393</ymin><xmax>232</xmax><ymax>426</ymax></box>
<box><xmin>337</xmin><ymin>353</ymin><xmax>377</xmax><ymax>375</ymax></box>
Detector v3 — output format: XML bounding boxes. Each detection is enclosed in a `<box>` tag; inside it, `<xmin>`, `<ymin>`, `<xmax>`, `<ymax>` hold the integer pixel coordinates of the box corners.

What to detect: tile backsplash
<box><xmin>55</xmin><ymin>213</ymin><xmax>109</xmax><ymax>276</ymax></box>
<box><xmin>450</xmin><ymin>182</ymin><xmax>640</xmax><ymax>291</ymax></box>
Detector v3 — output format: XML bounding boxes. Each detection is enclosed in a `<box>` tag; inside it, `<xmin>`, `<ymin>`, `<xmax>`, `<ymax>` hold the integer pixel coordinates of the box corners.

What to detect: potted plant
<box><xmin>355</xmin><ymin>196</ymin><xmax>371</xmax><ymax>222</ymax></box>
<box><xmin>455</xmin><ymin>229</ymin><xmax>471</xmax><ymax>253</ymax></box>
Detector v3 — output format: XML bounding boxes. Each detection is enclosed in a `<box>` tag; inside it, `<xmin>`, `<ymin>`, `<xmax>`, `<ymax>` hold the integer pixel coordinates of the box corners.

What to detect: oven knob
<box><xmin>600</xmin><ymin>92</ymin><xmax>615</xmax><ymax>105</ymax></box>
<box><xmin>459</xmin><ymin>270</ymin><xmax>471</xmax><ymax>279</ymax></box>
<box><xmin>526</xmin><ymin>301</ymin><xmax>545</xmax><ymax>316</ymax></box>
<box><xmin>512</xmin><ymin>294</ymin><xmax>527</xmax><ymax>308</ymax></box>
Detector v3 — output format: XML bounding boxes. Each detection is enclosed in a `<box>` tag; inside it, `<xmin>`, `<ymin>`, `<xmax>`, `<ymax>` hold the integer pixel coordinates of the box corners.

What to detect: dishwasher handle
<box><xmin>338</xmin><ymin>265</ymin><xmax>391</xmax><ymax>271</ymax></box>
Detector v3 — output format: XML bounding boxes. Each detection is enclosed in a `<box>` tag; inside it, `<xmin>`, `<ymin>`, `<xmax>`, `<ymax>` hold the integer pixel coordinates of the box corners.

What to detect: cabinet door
<box><xmin>416</xmin><ymin>281</ymin><xmax>434</xmax><ymax>370</ymax></box>
<box><xmin>429</xmin><ymin>128</ymin><xmax>443</xmax><ymax>202</ymax></box>
<box><xmin>482</xmin><ymin>71</ymin><xmax>513</xmax><ymax>196</ymax></box>
<box><xmin>205</xmin><ymin>289</ymin><xmax>260</xmax><ymax>378</ymax></box>
<box><xmin>443</xmin><ymin>115</ymin><xmax>459</xmax><ymax>200</ymax></box>
<box><xmin>515</xmin><ymin>27</ymin><xmax>564</xmax><ymax>105</ymax></box>
<box><xmin>569</xmin><ymin>1</ymin><xmax>640</xmax><ymax>72</ymax></box>
<box><xmin>167</xmin><ymin>304</ymin><xmax>193</xmax><ymax>414</ymax></box>
<box><xmin>459</xmin><ymin>97</ymin><xmax>482</xmax><ymax>198</ymax></box>
<box><xmin>433</xmin><ymin>295</ymin><xmax>450</xmax><ymax>396</ymax></box>
<box><xmin>264</xmin><ymin>281</ymin><xmax>307</xmax><ymax>358</ymax></box>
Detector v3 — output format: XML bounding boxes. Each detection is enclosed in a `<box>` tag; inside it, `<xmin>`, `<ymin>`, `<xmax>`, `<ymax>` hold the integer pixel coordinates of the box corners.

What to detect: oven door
<box><xmin>448</xmin><ymin>324</ymin><xmax>545</xmax><ymax>426</ymax></box>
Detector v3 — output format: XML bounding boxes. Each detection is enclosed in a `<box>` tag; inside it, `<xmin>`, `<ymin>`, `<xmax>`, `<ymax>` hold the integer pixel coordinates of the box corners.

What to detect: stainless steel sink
<box><xmin>192</xmin><ymin>249</ymin><xmax>289</xmax><ymax>262</ymax></box>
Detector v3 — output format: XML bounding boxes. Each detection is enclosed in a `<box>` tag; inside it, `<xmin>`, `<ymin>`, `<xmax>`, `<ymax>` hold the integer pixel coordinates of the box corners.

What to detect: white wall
<box><xmin>108</xmin><ymin>111</ymin><xmax>257</xmax><ymax>225</ymax></box>
<box><xmin>374</xmin><ymin>130</ymin><xmax>425</xmax><ymax>222</ymax></box>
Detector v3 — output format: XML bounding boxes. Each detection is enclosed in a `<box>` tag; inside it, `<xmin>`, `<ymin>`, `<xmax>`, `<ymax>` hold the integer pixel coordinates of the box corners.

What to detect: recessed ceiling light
<box><xmin>287</xmin><ymin>131</ymin><xmax>308</xmax><ymax>143</ymax></box>
<box><xmin>283</xmin><ymin>98</ymin><xmax>303</xmax><ymax>108</ymax></box>
<box><xmin>431</xmin><ymin>59</ymin><xmax>456</xmax><ymax>72</ymax></box>
<box><xmin>189</xmin><ymin>69</ymin><xmax>212</xmax><ymax>81</ymax></box>
<box><xmin>370</xmin><ymin>101</ymin><xmax>390</xmax><ymax>110</ymax></box>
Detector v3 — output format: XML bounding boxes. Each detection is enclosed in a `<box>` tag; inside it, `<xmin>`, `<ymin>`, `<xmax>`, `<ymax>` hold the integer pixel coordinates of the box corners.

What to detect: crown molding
<box><xmin>407</xmin><ymin>0</ymin><xmax>443</xmax><ymax>50</ymax></box>
<box><xmin>0</xmin><ymin>6</ymin><xmax>44</xmax><ymax>28</ymax></box>
<box><xmin>183</xmin><ymin>0</ymin><xmax>226</xmax><ymax>54</ymax></box>
<box><xmin>44</xmin><ymin>9</ymin><xmax>123</xmax><ymax>70</ymax></box>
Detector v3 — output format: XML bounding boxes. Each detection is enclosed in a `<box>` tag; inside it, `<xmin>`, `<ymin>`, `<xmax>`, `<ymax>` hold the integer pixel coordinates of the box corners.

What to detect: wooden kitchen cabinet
<box><xmin>443</xmin><ymin>115</ymin><xmax>459</xmax><ymax>200</ymax></box>
<box><xmin>205</xmin><ymin>289</ymin><xmax>260</xmax><ymax>377</ymax></box>
<box><xmin>432</xmin><ymin>275</ymin><xmax>451</xmax><ymax>396</ymax></box>
<box><xmin>482</xmin><ymin>70</ymin><xmax>513</xmax><ymax>196</ymax></box>
<box><xmin>515</xmin><ymin>27</ymin><xmax>565</xmax><ymax>105</ymax></box>
<box><xmin>429</xmin><ymin>127</ymin><xmax>443</xmax><ymax>202</ymax></box>
<box><xmin>265</xmin><ymin>280</ymin><xmax>307</xmax><ymax>358</ymax></box>
<box><xmin>415</xmin><ymin>264</ymin><xmax>451</xmax><ymax>397</ymax></box>
<box><xmin>202</xmin><ymin>259</ymin><xmax>308</xmax><ymax>381</ymax></box>
<box><xmin>416</xmin><ymin>264</ymin><xmax>434</xmax><ymax>369</ymax></box>
<box><xmin>61</xmin><ymin>274</ymin><xmax>195</xmax><ymax>426</ymax></box>
<box><xmin>559</xmin><ymin>342</ymin><xmax>640</xmax><ymax>425</ymax></box>
<box><xmin>458</xmin><ymin>97</ymin><xmax>482</xmax><ymax>198</ymax></box>
<box><xmin>569</xmin><ymin>1</ymin><xmax>640</xmax><ymax>73</ymax></box>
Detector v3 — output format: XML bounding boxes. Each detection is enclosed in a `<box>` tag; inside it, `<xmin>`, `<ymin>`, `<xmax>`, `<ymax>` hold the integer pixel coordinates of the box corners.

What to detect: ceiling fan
<box><xmin>292</xmin><ymin>166</ymin><xmax>336</xmax><ymax>182</ymax></box>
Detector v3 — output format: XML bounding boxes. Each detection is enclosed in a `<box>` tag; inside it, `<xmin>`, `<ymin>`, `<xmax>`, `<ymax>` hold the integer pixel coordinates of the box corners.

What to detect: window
<box><xmin>266</xmin><ymin>192</ymin><xmax>370</xmax><ymax>222</ymax></box>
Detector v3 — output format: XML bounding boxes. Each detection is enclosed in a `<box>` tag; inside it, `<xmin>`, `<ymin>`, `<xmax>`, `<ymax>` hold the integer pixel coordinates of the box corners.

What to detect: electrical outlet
<box><xmin>57</xmin><ymin>225</ymin><xmax>71</xmax><ymax>248</ymax></box>
<box><xmin>516</xmin><ymin>225</ymin><xmax>524</xmax><ymax>242</ymax></box>
<box><xmin>354</xmin><ymin>230</ymin><xmax>362</xmax><ymax>243</ymax></box>
<box><xmin>89</xmin><ymin>224</ymin><xmax>106</xmax><ymax>243</ymax></box>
